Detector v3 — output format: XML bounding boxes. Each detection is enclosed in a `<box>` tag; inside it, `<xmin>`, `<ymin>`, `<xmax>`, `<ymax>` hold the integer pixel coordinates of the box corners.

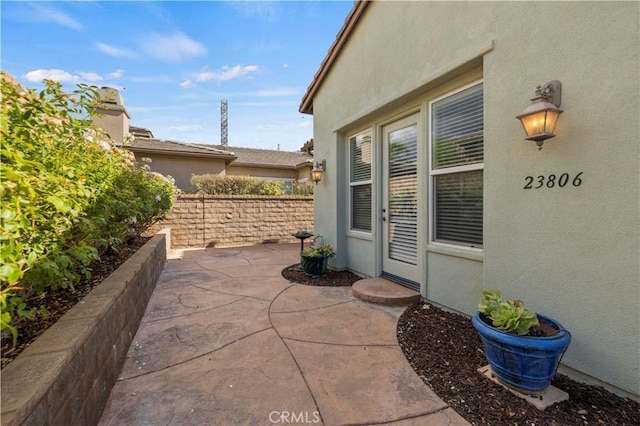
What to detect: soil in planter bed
<box><xmin>397</xmin><ymin>302</ymin><xmax>640</xmax><ymax>425</ymax></box>
<box><xmin>281</xmin><ymin>264</ymin><xmax>360</xmax><ymax>287</ymax></box>
<box><xmin>1</xmin><ymin>236</ymin><xmax>150</xmax><ymax>369</ymax></box>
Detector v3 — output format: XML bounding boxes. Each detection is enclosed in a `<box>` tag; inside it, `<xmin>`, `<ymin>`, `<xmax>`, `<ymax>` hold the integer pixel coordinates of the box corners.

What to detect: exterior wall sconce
<box><xmin>516</xmin><ymin>80</ymin><xmax>563</xmax><ymax>150</ymax></box>
<box><xmin>312</xmin><ymin>159</ymin><xmax>326</xmax><ymax>184</ymax></box>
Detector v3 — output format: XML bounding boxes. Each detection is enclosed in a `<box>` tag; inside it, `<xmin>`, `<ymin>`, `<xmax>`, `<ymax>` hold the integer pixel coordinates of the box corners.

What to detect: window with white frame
<box><xmin>430</xmin><ymin>82</ymin><xmax>483</xmax><ymax>248</ymax></box>
<box><xmin>349</xmin><ymin>130</ymin><xmax>372</xmax><ymax>232</ymax></box>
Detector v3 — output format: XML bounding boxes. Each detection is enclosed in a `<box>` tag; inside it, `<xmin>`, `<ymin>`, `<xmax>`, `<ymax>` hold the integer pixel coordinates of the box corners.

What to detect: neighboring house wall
<box><xmin>307</xmin><ymin>2</ymin><xmax>639</xmax><ymax>397</ymax></box>
<box><xmin>225</xmin><ymin>165</ymin><xmax>298</xmax><ymax>180</ymax></box>
<box><xmin>132</xmin><ymin>152</ymin><xmax>227</xmax><ymax>191</ymax></box>
<box><xmin>159</xmin><ymin>195</ymin><xmax>313</xmax><ymax>248</ymax></box>
<box><xmin>296</xmin><ymin>167</ymin><xmax>311</xmax><ymax>181</ymax></box>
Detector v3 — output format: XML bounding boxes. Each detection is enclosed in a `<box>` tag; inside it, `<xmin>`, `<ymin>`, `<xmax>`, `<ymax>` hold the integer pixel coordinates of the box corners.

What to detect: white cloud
<box><xmin>138</xmin><ymin>32</ymin><xmax>206</xmax><ymax>62</ymax></box>
<box><xmin>108</xmin><ymin>69</ymin><xmax>125</xmax><ymax>79</ymax></box>
<box><xmin>253</xmin><ymin>88</ymin><xmax>298</xmax><ymax>97</ymax></box>
<box><xmin>24</xmin><ymin>69</ymin><xmax>79</xmax><ymax>83</ymax></box>
<box><xmin>258</xmin><ymin>124</ymin><xmax>279</xmax><ymax>130</ymax></box>
<box><xmin>196</xmin><ymin>65</ymin><xmax>259</xmax><ymax>82</ymax></box>
<box><xmin>96</xmin><ymin>42</ymin><xmax>137</xmax><ymax>59</ymax></box>
<box><xmin>23</xmin><ymin>69</ymin><xmax>113</xmax><ymax>84</ymax></box>
<box><xmin>180</xmin><ymin>79</ymin><xmax>195</xmax><ymax>89</ymax></box>
<box><xmin>30</xmin><ymin>4</ymin><xmax>83</xmax><ymax>31</ymax></box>
<box><xmin>228</xmin><ymin>2</ymin><xmax>280</xmax><ymax>22</ymax></box>
<box><xmin>169</xmin><ymin>125</ymin><xmax>203</xmax><ymax>132</ymax></box>
<box><xmin>79</xmin><ymin>72</ymin><xmax>103</xmax><ymax>82</ymax></box>
<box><xmin>282</xmin><ymin>63</ymin><xmax>289</xmax><ymax>68</ymax></box>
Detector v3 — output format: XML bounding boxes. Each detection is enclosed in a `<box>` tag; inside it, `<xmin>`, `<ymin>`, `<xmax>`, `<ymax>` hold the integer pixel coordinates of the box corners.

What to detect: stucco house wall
<box><xmin>305</xmin><ymin>1</ymin><xmax>639</xmax><ymax>398</ymax></box>
<box><xmin>225</xmin><ymin>165</ymin><xmax>298</xmax><ymax>180</ymax></box>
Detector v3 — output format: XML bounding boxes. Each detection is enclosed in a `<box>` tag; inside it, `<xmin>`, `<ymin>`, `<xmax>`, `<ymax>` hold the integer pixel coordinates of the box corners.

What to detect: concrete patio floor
<box><xmin>99</xmin><ymin>243</ymin><xmax>469</xmax><ymax>425</ymax></box>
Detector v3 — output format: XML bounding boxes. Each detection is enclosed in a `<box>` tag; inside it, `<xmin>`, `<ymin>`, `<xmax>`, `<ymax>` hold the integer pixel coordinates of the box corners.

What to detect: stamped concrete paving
<box><xmin>99</xmin><ymin>243</ymin><xmax>469</xmax><ymax>425</ymax></box>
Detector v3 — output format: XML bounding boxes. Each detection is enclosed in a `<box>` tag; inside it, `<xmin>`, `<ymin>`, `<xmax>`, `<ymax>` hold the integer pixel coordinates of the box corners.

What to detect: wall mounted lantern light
<box><xmin>516</xmin><ymin>80</ymin><xmax>563</xmax><ymax>150</ymax></box>
<box><xmin>311</xmin><ymin>159</ymin><xmax>326</xmax><ymax>184</ymax></box>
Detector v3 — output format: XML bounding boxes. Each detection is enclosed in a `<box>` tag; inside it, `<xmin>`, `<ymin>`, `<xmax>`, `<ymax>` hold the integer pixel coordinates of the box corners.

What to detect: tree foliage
<box><xmin>0</xmin><ymin>73</ymin><xmax>175</xmax><ymax>343</ymax></box>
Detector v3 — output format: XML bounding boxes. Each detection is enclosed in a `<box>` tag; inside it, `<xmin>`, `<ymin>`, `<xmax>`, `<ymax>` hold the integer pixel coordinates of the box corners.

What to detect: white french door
<box><xmin>381</xmin><ymin>114</ymin><xmax>421</xmax><ymax>287</ymax></box>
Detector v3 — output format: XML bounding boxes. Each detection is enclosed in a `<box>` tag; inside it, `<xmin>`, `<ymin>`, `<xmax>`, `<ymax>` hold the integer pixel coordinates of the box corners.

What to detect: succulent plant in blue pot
<box><xmin>472</xmin><ymin>289</ymin><xmax>571</xmax><ymax>394</ymax></box>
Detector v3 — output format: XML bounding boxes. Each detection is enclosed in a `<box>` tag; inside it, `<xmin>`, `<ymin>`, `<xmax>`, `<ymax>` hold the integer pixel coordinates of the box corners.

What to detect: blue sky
<box><xmin>1</xmin><ymin>1</ymin><xmax>353</xmax><ymax>151</ymax></box>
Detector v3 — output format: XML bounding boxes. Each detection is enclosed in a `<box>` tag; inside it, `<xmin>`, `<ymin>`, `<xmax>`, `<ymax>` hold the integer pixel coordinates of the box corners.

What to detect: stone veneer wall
<box><xmin>160</xmin><ymin>195</ymin><xmax>314</xmax><ymax>248</ymax></box>
<box><xmin>0</xmin><ymin>232</ymin><xmax>167</xmax><ymax>426</ymax></box>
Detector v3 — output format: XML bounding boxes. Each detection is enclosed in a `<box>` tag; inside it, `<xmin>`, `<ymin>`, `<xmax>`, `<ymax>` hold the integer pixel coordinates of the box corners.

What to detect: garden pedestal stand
<box><xmin>293</xmin><ymin>234</ymin><xmax>312</xmax><ymax>271</ymax></box>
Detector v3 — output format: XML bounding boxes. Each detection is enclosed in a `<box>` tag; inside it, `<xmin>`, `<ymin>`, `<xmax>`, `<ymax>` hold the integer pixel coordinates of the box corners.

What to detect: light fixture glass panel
<box><xmin>520</xmin><ymin>111</ymin><xmax>549</xmax><ymax>137</ymax></box>
<box><xmin>544</xmin><ymin>110</ymin><xmax>560</xmax><ymax>134</ymax></box>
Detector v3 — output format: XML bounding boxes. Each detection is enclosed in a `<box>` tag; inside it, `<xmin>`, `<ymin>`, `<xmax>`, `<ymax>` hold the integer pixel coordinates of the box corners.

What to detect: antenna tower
<box><xmin>221</xmin><ymin>99</ymin><xmax>228</xmax><ymax>146</ymax></box>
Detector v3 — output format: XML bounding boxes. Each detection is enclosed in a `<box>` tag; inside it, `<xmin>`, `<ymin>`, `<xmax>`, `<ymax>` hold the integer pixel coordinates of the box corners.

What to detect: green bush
<box><xmin>0</xmin><ymin>73</ymin><xmax>175</xmax><ymax>343</ymax></box>
<box><xmin>292</xmin><ymin>180</ymin><xmax>314</xmax><ymax>196</ymax></box>
<box><xmin>190</xmin><ymin>174</ymin><xmax>287</xmax><ymax>196</ymax></box>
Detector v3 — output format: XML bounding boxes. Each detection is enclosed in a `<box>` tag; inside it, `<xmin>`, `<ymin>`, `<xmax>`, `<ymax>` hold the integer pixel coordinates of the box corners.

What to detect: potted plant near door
<box><xmin>301</xmin><ymin>238</ymin><xmax>335</xmax><ymax>276</ymax></box>
<box><xmin>471</xmin><ymin>289</ymin><xmax>571</xmax><ymax>393</ymax></box>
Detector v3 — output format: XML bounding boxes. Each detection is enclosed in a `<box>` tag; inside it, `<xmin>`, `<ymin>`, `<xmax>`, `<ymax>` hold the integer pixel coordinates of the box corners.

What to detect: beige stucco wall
<box><xmin>310</xmin><ymin>1</ymin><xmax>639</xmax><ymax>397</ymax></box>
<box><xmin>133</xmin><ymin>153</ymin><xmax>227</xmax><ymax>191</ymax></box>
<box><xmin>296</xmin><ymin>166</ymin><xmax>312</xmax><ymax>181</ymax></box>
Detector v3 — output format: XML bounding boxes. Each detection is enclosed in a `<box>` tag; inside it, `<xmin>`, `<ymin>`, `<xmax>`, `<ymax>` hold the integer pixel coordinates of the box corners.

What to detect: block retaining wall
<box><xmin>0</xmin><ymin>232</ymin><xmax>167</xmax><ymax>426</ymax></box>
<box><xmin>159</xmin><ymin>194</ymin><xmax>314</xmax><ymax>248</ymax></box>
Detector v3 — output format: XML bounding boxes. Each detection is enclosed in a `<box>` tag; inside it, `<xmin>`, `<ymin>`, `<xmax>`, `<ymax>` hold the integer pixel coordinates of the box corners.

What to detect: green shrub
<box><xmin>0</xmin><ymin>73</ymin><xmax>175</xmax><ymax>343</ymax></box>
<box><xmin>190</xmin><ymin>174</ymin><xmax>286</xmax><ymax>196</ymax></box>
<box><xmin>292</xmin><ymin>180</ymin><xmax>313</xmax><ymax>196</ymax></box>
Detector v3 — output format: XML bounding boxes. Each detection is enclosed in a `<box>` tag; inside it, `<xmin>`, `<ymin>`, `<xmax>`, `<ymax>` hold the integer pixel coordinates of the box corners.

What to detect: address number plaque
<box><xmin>524</xmin><ymin>172</ymin><xmax>583</xmax><ymax>189</ymax></box>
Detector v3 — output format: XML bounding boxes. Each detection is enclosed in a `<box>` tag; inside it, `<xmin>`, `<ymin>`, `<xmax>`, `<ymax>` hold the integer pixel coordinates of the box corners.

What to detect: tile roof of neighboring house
<box><xmin>213</xmin><ymin>145</ymin><xmax>313</xmax><ymax>169</ymax></box>
<box><xmin>299</xmin><ymin>0</ymin><xmax>370</xmax><ymax>115</ymax></box>
<box><xmin>129</xmin><ymin>126</ymin><xmax>154</xmax><ymax>139</ymax></box>
<box><xmin>124</xmin><ymin>126</ymin><xmax>311</xmax><ymax>167</ymax></box>
<box><xmin>125</xmin><ymin>138</ymin><xmax>237</xmax><ymax>160</ymax></box>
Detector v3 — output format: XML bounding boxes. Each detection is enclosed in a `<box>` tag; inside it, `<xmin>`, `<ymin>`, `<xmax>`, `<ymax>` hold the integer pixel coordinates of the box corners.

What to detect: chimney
<box><xmin>92</xmin><ymin>87</ymin><xmax>130</xmax><ymax>144</ymax></box>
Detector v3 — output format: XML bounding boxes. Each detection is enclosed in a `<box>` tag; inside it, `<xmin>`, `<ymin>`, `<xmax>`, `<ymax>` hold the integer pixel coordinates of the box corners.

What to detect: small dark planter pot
<box><xmin>301</xmin><ymin>255</ymin><xmax>329</xmax><ymax>276</ymax></box>
<box><xmin>472</xmin><ymin>312</ymin><xmax>571</xmax><ymax>393</ymax></box>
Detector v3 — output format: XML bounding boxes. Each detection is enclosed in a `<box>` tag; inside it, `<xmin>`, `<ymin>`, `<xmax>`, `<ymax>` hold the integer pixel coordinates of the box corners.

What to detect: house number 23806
<box><xmin>524</xmin><ymin>172</ymin><xmax>583</xmax><ymax>189</ymax></box>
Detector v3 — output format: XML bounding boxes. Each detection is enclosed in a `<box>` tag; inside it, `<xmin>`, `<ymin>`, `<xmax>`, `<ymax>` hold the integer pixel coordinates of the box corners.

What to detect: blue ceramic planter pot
<box><xmin>472</xmin><ymin>312</ymin><xmax>571</xmax><ymax>393</ymax></box>
<box><xmin>301</xmin><ymin>255</ymin><xmax>329</xmax><ymax>276</ymax></box>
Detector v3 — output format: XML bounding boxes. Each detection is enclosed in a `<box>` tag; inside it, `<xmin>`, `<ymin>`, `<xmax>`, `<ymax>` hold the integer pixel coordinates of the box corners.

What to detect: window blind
<box><xmin>388</xmin><ymin>124</ymin><xmax>418</xmax><ymax>264</ymax></box>
<box><xmin>351</xmin><ymin>185</ymin><xmax>372</xmax><ymax>231</ymax></box>
<box><xmin>351</xmin><ymin>133</ymin><xmax>372</xmax><ymax>182</ymax></box>
<box><xmin>350</xmin><ymin>131</ymin><xmax>372</xmax><ymax>232</ymax></box>
<box><xmin>432</xmin><ymin>84</ymin><xmax>483</xmax><ymax>169</ymax></box>
<box><xmin>434</xmin><ymin>170</ymin><xmax>483</xmax><ymax>246</ymax></box>
<box><xmin>431</xmin><ymin>83</ymin><xmax>483</xmax><ymax>247</ymax></box>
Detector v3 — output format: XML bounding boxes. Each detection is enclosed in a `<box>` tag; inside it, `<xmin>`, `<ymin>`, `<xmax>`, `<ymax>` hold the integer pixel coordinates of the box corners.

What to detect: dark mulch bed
<box><xmin>281</xmin><ymin>264</ymin><xmax>360</xmax><ymax>287</ymax></box>
<box><xmin>397</xmin><ymin>302</ymin><xmax>640</xmax><ymax>425</ymax></box>
<box><xmin>1</xmin><ymin>236</ymin><xmax>150</xmax><ymax>369</ymax></box>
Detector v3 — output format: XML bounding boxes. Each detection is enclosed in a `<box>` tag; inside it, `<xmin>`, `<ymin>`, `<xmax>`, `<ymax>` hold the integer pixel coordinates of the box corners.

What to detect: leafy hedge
<box><xmin>0</xmin><ymin>73</ymin><xmax>175</xmax><ymax>343</ymax></box>
<box><xmin>190</xmin><ymin>174</ymin><xmax>313</xmax><ymax>196</ymax></box>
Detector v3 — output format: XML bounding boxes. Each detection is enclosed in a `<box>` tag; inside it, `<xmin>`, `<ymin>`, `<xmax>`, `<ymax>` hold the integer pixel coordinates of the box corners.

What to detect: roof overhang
<box><xmin>299</xmin><ymin>0</ymin><xmax>370</xmax><ymax>115</ymax></box>
<box><xmin>123</xmin><ymin>145</ymin><xmax>237</xmax><ymax>161</ymax></box>
<box><xmin>231</xmin><ymin>162</ymin><xmax>297</xmax><ymax>170</ymax></box>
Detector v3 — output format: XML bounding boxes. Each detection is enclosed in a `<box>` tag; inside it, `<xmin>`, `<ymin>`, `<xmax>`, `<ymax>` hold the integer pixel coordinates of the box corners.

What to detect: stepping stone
<box><xmin>352</xmin><ymin>277</ymin><xmax>421</xmax><ymax>306</ymax></box>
